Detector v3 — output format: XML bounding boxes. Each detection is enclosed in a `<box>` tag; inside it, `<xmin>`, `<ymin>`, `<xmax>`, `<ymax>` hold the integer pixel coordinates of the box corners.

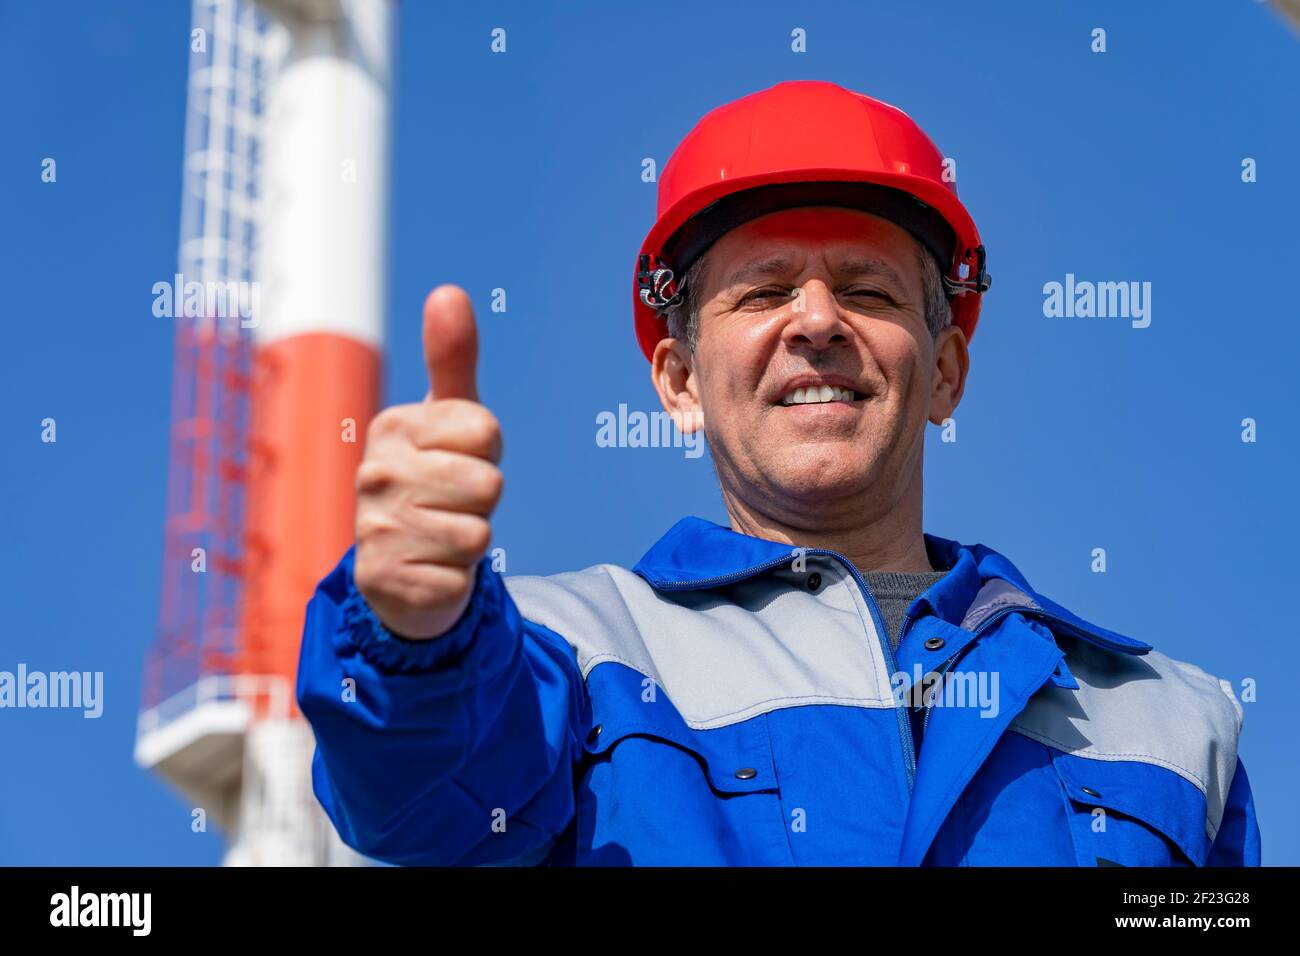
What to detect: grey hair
<box><xmin>664</xmin><ymin>253</ymin><xmax>711</xmax><ymax>348</ymax></box>
<box><xmin>664</xmin><ymin>237</ymin><xmax>953</xmax><ymax>349</ymax></box>
<box><xmin>916</xmin><ymin>241</ymin><xmax>954</xmax><ymax>338</ymax></box>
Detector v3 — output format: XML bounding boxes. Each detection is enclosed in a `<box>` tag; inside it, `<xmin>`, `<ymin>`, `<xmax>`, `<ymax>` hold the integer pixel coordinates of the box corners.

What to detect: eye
<box><xmin>844</xmin><ymin>287</ymin><xmax>891</xmax><ymax>301</ymax></box>
<box><xmin>739</xmin><ymin>286</ymin><xmax>790</xmax><ymax>304</ymax></box>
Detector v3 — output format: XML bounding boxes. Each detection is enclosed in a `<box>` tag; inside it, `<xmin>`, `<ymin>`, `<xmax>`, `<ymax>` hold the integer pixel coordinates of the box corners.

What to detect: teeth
<box><xmin>781</xmin><ymin>385</ymin><xmax>857</xmax><ymax>406</ymax></box>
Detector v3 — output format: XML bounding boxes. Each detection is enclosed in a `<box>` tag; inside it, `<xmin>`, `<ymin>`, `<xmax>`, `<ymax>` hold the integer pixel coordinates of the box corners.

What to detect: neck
<box><xmin>720</xmin><ymin>476</ymin><xmax>934</xmax><ymax>573</ymax></box>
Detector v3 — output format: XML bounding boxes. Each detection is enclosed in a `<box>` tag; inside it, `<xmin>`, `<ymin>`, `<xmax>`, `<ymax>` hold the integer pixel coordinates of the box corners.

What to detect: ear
<box><xmin>651</xmin><ymin>338</ymin><xmax>705</xmax><ymax>433</ymax></box>
<box><xmin>928</xmin><ymin>324</ymin><xmax>970</xmax><ymax>425</ymax></box>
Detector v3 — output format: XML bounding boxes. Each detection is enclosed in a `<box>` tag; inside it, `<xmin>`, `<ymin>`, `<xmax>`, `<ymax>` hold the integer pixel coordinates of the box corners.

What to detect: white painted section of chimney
<box><xmin>256</xmin><ymin>0</ymin><xmax>392</xmax><ymax>349</ymax></box>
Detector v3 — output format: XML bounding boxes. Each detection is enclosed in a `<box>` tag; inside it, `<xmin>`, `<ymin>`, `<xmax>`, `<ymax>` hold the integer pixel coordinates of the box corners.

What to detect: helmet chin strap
<box><xmin>637</xmin><ymin>256</ymin><xmax>685</xmax><ymax>312</ymax></box>
<box><xmin>942</xmin><ymin>244</ymin><xmax>992</xmax><ymax>298</ymax></box>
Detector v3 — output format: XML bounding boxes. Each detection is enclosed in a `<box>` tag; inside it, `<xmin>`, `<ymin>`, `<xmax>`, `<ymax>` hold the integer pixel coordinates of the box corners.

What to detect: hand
<box><xmin>352</xmin><ymin>285</ymin><xmax>503</xmax><ymax>639</ymax></box>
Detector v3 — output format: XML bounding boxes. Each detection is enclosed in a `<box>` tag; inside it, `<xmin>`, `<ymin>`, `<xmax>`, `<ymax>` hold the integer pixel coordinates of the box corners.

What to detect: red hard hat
<box><xmin>633</xmin><ymin>80</ymin><xmax>990</xmax><ymax>362</ymax></box>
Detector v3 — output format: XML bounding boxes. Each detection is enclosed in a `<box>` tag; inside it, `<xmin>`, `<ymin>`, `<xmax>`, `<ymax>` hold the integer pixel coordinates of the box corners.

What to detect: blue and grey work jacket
<box><xmin>297</xmin><ymin>516</ymin><xmax>1260</xmax><ymax>866</ymax></box>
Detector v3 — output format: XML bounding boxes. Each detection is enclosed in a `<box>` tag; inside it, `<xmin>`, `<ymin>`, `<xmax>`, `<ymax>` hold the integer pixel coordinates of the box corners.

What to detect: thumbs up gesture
<box><xmin>353</xmin><ymin>286</ymin><xmax>504</xmax><ymax>639</ymax></box>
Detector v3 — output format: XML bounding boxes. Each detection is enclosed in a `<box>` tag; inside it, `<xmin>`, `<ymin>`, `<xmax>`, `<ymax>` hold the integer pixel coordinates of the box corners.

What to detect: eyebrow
<box><xmin>723</xmin><ymin>255</ymin><xmax>907</xmax><ymax>291</ymax></box>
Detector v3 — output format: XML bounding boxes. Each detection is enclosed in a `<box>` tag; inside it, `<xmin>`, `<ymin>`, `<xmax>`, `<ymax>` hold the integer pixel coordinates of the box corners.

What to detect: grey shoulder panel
<box><xmin>503</xmin><ymin>560</ymin><xmax>896</xmax><ymax>730</ymax></box>
<box><xmin>1011</xmin><ymin>638</ymin><xmax>1244</xmax><ymax>839</ymax></box>
<box><xmin>504</xmin><ymin>566</ymin><xmax>649</xmax><ymax>677</ymax></box>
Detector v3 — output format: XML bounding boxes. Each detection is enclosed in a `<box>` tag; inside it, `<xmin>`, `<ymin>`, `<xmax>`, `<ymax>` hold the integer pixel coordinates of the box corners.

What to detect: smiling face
<box><xmin>651</xmin><ymin>206</ymin><xmax>970</xmax><ymax>533</ymax></box>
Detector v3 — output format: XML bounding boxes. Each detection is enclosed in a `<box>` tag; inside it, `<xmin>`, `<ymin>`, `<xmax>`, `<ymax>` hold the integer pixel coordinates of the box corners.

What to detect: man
<box><xmin>297</xmin><ymin>80</ymin><xmax>1260</xmax><ymax>866</ymax></box>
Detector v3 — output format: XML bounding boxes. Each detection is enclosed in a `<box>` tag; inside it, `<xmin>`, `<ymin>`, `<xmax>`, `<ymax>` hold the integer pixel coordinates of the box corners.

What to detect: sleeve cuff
<box><xmin>336</xmin><ymin>557</ymin><xmax>501</xmax><ymax>674</ymax></box>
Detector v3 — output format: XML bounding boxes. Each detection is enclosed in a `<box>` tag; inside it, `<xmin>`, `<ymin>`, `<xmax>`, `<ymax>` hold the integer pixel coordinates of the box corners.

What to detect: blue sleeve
<box><xmin>296</xmin><ymin>546</ymin><xmax>587</xmax><ymax>866</ymax></box>
<box><xmin>1205</xmin><ymin>756</ymin><xmax>1261</xmax><ymax>866</ymax></box>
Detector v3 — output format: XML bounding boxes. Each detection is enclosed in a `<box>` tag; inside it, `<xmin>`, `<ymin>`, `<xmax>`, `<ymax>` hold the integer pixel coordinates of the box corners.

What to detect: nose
<box><xmin>781</xmin><ymin>280</ymin><xmax>851</xmax><ymax>353</ymax></box>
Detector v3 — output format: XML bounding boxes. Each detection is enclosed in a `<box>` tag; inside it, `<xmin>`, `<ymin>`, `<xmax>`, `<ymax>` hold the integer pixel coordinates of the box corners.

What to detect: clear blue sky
<box><xmin>1</xmin><ymin>0</ymin><xmax>1297</xmax><ymax>865</ymax></box>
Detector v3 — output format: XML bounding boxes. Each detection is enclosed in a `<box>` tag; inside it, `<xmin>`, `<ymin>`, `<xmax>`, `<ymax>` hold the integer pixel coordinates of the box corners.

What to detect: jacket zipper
<box><xmin>896</xmin><ymin>609</ymin><xmax>962</xmax><ymax>742</ymax></box>
<box><xmin>919</xmin><ymin>653</ymin><xmax>960</xmax><ymax>737</ymax></box>
<box><xmin>649</xmin><ymin>549</ymin><xmax>919</xmax><ymax>793</ymax></box>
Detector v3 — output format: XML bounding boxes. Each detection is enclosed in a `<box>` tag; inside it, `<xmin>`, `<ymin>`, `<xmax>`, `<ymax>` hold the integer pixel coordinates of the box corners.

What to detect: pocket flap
<box><xmin>583</xmin><ymin>663</ymin><xmax>777</xmax><ymax>794</ymax></box>
<box><xmin>1053</xmin><ymin>752</ymin><xmax>1212</xmax><ymax>866</ymax></box>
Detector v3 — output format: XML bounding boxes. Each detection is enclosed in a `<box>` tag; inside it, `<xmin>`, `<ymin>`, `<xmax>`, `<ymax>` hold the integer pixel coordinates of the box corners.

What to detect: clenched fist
<box><xmin>353</xmin><ymin>285</ymin><xmax>504</xmax><ymax>639</ymax></box>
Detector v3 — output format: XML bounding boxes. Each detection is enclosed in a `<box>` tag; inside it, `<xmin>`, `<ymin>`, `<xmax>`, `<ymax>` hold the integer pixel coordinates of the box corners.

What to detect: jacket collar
<box><xmin>633</xmin><ymin>516</ymin><xmax>1152</xmax><ymax>655</ymax></box>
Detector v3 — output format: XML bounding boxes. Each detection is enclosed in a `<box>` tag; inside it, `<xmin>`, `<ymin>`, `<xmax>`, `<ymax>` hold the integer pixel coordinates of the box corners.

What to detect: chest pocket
<box><xmin>575</xmin><ymin>662</ymin><xmax>789</xmax><ymax>865</ymax></box>
<box><xmin>1052</xmin><ymin>752</ymin><xmax>1212</xmax><ymax>867</ymax></box>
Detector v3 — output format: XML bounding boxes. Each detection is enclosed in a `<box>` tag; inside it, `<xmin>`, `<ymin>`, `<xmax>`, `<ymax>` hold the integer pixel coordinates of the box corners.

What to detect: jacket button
<box><xmin>924</xmin><ymin>636</ymin><xmax>946</xmax><ymax>651</ymax></box>
<box><xmin>586</xmin><ymin>724</ymin><xmax>602</xmax><ymax>744</ymax></box>
<box><xmin>1081</xmin><ymin>787</ymin><xmax>1101</xmax><ymax>798</ymax></box>
<box><xmin>734</xmin><ymin>767</ymin><xmax>758</xmax><ymax>780</ymax></box>
<box><xmin>806</xmin><ymin>572</ymin><xmax>822</xmax><ymax>592</ymax></box>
